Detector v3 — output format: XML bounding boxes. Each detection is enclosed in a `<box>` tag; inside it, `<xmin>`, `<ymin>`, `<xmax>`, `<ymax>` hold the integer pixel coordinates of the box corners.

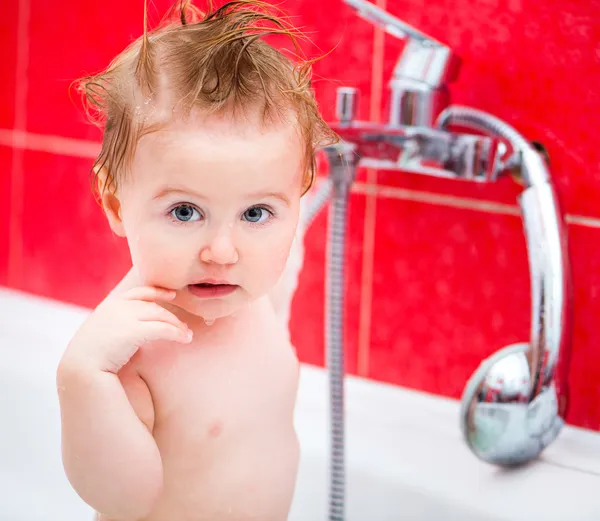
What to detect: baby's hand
<box><xmin>61</xmin><ymin>286</ymin><xmax>192</xmax><ymax>374</ymax></box>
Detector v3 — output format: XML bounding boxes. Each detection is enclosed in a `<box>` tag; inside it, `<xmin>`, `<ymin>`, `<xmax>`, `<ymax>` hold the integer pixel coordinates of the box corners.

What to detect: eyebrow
<box><xmin>151</xmin><ymin>186</ymin><xmax>206</xmax><ymax>201</ymax></box>
<box><xmin>152</xmin><ymin>186</ymin><xmax>290</xmax><ymax>206</ymax></box>
<box><xmin>248</xmin><ymin>191</ymin><xmax>291</xmax><ymax>206</ymax></box>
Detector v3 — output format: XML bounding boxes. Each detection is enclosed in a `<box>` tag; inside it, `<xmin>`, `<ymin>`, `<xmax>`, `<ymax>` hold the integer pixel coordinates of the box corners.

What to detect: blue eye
<box><xmin>171</xmin><ymin>204</ymin><xmax>201</xmax><ymax>222</ymax></box>
<box><xmin>243</xmin><ymin>206</ymin><xmax>271</xmax><ymax>224</ymax></box>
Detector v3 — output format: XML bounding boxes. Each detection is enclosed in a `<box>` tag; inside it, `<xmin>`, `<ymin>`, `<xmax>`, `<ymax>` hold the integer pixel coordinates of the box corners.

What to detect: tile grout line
<box><xmin>565</xmin><ymin>214</ymin><xmax>600</xmax><ymax>227</ymax></box>
<box><xmin>3</xmin><ymin>128</ymin><xmax>600</xmax><ymax>230</ymax></box>
<box><xmin>0</xmin><ymin>129</ymin><xmax>100</xmax><ymax>158</ymax></box>
<box><xmin>8</xmin><ymin>0</ymin><xmax>31</xmax><ymax>288</ymax></box>
<box><xmin>356</xmin><ymin>0</ymin><xmax>387</xmax><ymax>379</ymax></box>
<box><xmin>353</xmin><ymin>183</ymin><xmax>522</xmax><ymax>216</ymax></box>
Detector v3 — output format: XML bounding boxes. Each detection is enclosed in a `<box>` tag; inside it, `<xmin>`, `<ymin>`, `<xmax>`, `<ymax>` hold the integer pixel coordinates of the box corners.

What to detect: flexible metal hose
<box><xmin>321</xmin><ymin>143</ymin><xmax>358</xmax><ymax>521</ymax></box>
<box><xmin>295</xmin><ymin>164</ymin><xmax>346</xmax><ymax>521</ymax></box>
<box><xmin>326</xmin><ymin>177</ymin><xmax>349</xmax><ymax>521</ymax></box>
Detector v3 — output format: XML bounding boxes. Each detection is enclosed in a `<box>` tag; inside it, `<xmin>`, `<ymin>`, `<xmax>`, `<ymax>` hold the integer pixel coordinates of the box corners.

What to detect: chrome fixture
<box><xmin>322</xmin><ymin>0</ymin><xmax>573</xmax><ymax>482</ymax></box>
<box><xmin>334</xmin><ymin>0</ymin><xmax>507</xmax><ymax>181</ymax></box>
<box><xmin>444</xmin><ymin>108</ymin><xmax>572</xmax><ymax>466</ymax></box>
<box><xmin>322</xmin><ymin>142</ymin><xmax>359</xmax><ymax>521</ymax></box>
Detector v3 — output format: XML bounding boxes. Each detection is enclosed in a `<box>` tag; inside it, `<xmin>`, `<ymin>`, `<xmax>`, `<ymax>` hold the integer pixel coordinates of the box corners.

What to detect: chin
<box><xmin>176</xmin><ymin>293</ymin><xmax>248</xmax><ymax>322</ymax></box>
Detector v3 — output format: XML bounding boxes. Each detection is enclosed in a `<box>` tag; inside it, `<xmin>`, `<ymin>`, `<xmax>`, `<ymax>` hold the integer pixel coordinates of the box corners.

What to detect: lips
<box><xmin>188</xmin><ymin>281</ymin><xmax>238</xmax><ymax>298</ymax></box>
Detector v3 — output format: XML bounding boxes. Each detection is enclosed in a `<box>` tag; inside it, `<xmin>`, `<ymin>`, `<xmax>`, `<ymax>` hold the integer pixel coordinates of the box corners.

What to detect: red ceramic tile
<box><xmin>26</xmin><ymin>0</ymin><xmax>174</xmax><ymax>139</ymax></box>
<box><xmin>561</xmin><ymin>223</ymin><xmax>600</xmax><ymax>431</ymax></box>
<box><xmin>0</xmin><ymin>146</ymin><xmax>13</xmax><ymax>285</ymax></box>
<box><xmin>371</xmin><ymin>1</ymin><xmax>600</xmax><ymax>219</ymax></box>
<box><xmin>368</xmin><ymin>195</ymin><xmax>600</xmax><ymax>430</ymax></box>
<box><xmin>0</xmin><ymin>0</ymin><xmax>18</xmax><ymax>129</ymax></box>
<box><xmin>282</xmin><ymin>0</ymin><xmax>376</xmax><ymax>126</ymax></box>
<box><xmin>25</xmin><ymin>0</ymin><xmax>375</xmax><ymax>140</ymax></box>
<box><xmin>374</xmin><ymin>170</ymin><xmax>525</xmax><ymax>208</ymax></box>
<box><xmin>289</xmin><ymin>192</ymin><xmax>366</xmax><ymax>375</ymax></box>
<box><xmin>15</xmin><ymin>150</ymin><xmax>130</xmax><ymax>307</ymax></box>
<box><xmin>368</xmin><ymin>197</ymin><xmax>531</xmax><ymax>398</ymax></box>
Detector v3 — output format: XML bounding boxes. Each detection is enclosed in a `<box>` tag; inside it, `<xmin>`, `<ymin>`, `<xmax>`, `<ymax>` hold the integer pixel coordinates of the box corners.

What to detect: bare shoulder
<box><xmin>253</xmin><ymin>296</ymin><xmax>293</xmax><ymax>344</ymax></box>
<box><xmin>252</xmin><ymin>298</ymin><xmax>299</xmax><ymax>370</ymax></box>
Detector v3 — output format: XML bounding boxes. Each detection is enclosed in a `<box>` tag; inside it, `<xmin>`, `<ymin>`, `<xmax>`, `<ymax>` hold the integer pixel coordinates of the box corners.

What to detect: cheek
<box><xmin>126</xmin><ymin>224</ymin><xmax>191</xmax><ymax>288</ymax></box>
<box><xmin>247</xmin><ymin>221</ymin><xmax>298</xmax><ymax>285</ymax></box>
<box><xmin>272</xmin><ymin>207</ymin><xmax>301</xmax><ymax>268</ymax></box>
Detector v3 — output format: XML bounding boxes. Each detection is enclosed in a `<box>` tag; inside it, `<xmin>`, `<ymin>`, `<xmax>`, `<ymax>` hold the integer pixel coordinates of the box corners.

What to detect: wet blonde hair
<box><xmin>75</xmin><ymin>0</ymin><xmax>338</xmax><ymax>198</ymax></box>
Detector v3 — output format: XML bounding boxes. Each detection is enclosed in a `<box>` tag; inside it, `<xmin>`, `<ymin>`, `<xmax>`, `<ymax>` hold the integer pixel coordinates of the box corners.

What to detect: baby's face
<box><xmin>114</xmin><ymin>108</ymin><xmax>305</xmax><ymax>321</ymax></box>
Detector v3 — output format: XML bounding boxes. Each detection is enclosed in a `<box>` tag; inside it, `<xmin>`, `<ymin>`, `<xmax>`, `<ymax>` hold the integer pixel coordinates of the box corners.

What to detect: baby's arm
<box><xmin>57</xmin><ymin>361</ymin><xmax>162</xmax><ymax>520</ymax></box>
<box><xmin>56</xmin><ymin>285</ymin><xmax>191</xmax><ymax>520</ymax></box>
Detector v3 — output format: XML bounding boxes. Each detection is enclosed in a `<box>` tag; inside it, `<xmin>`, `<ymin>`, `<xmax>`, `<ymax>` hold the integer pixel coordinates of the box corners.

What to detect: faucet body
<box><xmin>333</xmin><ymin>0</ymin><xmax>507</xmax><ymax>183</ymax></box>
<box><xmin>345</xmin><ymin>0</ymin><xmax>460</xmax><ymax>128</ymax></box>
<box><xmin>327</xmin><ymin>0</ymin><xmax>573</xmax><ymax>467</ymax></box>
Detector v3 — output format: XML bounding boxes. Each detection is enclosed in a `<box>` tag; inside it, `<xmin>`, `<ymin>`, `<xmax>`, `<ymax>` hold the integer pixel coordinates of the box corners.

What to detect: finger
<box><xmin>136</xmin><ymin>302</ymin><xmax>190</xmax><ymax>331</ymax></box>
<box><xmin>137</xmin><ymin>321</ymin><xmax>193</xmax><ymax>346</ymax></box>
<box><xmin>123</xmin><ymin>286</ymin><xmax>176</xmax><ymax>303</ymax></box>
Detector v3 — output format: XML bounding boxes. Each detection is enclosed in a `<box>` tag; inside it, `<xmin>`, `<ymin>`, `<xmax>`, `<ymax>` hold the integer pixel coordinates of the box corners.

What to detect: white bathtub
<box><xmin>2</xmin><ymin>288</ymin><xmax>600</xmax><ymax>521</ymax></box>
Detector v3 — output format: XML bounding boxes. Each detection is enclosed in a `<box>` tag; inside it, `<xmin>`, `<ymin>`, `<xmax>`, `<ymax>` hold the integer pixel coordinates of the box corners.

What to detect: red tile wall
<box><xmin>1</xmin><ymin>0</ymin><xmax>600</xmax><ymax>429</ymax></box>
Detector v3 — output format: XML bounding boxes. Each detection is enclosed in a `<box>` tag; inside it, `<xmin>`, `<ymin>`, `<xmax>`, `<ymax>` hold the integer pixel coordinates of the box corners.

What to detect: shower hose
<box><xmin>303</xmin><ymin>147</ymin><xmax>356</xmax><ymax>521</ymax></box>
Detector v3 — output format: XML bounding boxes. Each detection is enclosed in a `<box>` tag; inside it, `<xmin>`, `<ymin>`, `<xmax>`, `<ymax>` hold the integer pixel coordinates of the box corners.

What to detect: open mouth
<box><xmin>188</xmin><ymin>283</ymin><xmax>238</xmax><ymax>298</ymax></box>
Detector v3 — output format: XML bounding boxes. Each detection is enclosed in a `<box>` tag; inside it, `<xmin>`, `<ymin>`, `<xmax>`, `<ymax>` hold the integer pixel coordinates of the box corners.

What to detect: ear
<box><xmin>96</xmin><ymin>167</ymin><xmax>126</xmax><ymax>237</ymax></box>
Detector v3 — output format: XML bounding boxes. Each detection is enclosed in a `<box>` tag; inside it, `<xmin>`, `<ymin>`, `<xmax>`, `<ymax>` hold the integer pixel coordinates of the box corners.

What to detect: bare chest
<box><xmin>143</xmin><ymin>333</ymin><xmax>300</xmax><ymax>446</ymax></box>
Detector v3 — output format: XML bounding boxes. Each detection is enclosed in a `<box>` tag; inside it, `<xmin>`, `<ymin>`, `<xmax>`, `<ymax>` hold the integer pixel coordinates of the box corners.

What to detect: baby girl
<box><xmin>56</xmin><ymin>2</ymin><xmax>337</xmax><ymax>520</ymax></box>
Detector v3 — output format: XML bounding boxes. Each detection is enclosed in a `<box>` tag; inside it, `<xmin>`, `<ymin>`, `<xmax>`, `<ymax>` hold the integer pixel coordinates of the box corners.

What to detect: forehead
<box><xmin>130</xmin><ymin>108</ymin><xmax>305</xmax><ymax>194</ymax></box>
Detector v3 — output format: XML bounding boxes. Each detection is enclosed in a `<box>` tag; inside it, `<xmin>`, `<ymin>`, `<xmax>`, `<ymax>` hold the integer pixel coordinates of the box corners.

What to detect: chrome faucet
<box><xmin>332</xmin><ymin>0</ymin><xmax>506</xmax><ymax>182</ymax></box>
<box><xmin>330</xmin><ymin>0</ymin><xmax>573</xmax><ymax>467</ymax></box>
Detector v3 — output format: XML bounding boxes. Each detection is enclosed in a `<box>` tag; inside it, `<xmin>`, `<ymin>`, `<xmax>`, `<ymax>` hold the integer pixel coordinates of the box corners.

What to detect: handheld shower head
<box><xmin>438</xmin><ymin>107</ymin><xmax>573</xmax><ymax>466</ymax></box>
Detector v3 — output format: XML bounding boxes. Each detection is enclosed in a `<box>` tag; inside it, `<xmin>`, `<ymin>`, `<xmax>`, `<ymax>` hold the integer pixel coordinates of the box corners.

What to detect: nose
<box><xmin>199</xmin><ymin>228</ymin><xmax>239</xmax><ymax>265</ymax></box>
